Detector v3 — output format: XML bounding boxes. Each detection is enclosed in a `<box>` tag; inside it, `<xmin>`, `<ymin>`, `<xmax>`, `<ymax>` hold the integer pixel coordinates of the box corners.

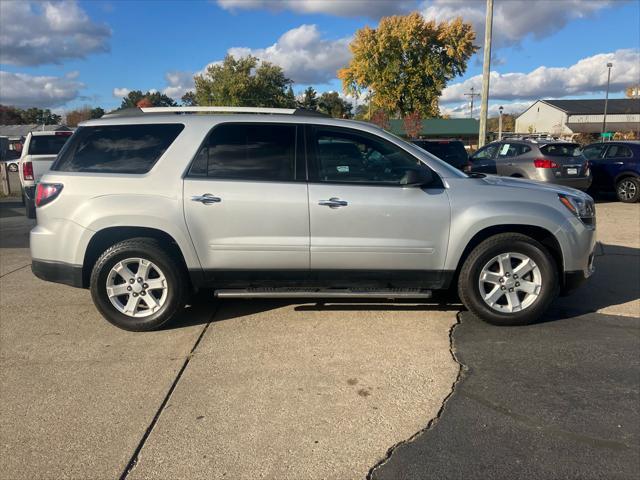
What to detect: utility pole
<box><xmin>464</xmin><ymin>86</ymin><xmax>480</xmax><ymax>118</ymax></box>
<box><xmin>478</xmin><ymin>0</ymin><xmax>494</xmax><ymax>148</ymax></box>
<box><xmin>602</xmin><ymin>62</ymin><xmax>613</xmax><ymax>139</ymax></box>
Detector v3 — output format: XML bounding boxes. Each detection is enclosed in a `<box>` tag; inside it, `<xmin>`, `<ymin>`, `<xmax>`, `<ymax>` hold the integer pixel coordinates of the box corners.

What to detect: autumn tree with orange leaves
<box><xmin>338</xmin><ymin>12</ymin><xmax>477</xmax><ymax>119</ymax></box>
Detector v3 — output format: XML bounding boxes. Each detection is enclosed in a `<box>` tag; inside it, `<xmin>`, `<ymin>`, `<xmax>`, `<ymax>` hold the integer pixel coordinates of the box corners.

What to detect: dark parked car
<box><xmin>411</xmin><ymin>139</ymin><xmax>469</xmax><ymax>171</ymax></box>
<box><xmin>468</xmin><ymin>138</ymin><xmax>591</xmax><ymax>191</ymax></box>
<box><xmin>581</xmin><ymin>141</ymin><xmax>640</xmax><ymax>203</ymax></box>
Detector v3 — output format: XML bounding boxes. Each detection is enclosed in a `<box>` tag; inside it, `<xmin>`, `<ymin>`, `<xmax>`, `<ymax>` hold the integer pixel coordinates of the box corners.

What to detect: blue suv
<box><xmin>582</xmin><ymin>141</ymin><xmax>640</xmax><ymax>203</ymax></box>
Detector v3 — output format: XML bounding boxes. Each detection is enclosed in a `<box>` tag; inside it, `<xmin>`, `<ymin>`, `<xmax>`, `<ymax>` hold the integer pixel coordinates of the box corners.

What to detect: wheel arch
<box><xmin>449</xmin><ymin>224</ymin><xmax>564</xmax><ymax>289</ymax></box>
<box><xmin>614</xmin><ymin>170</ymin><xmax>639</xmax><ymax>183</ymax></box>
<box><xmin>82</xmin><ymin>227</ymin><xmax>190</xmax><ymax>289</ymax></box>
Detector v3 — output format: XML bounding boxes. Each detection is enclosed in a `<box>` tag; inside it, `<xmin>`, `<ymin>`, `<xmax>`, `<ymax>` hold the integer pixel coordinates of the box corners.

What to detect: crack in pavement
<box><xmin>0</xmin><ymin>263</ymin><xmax>31</xmax><ymax>278</ymax></box>
<box><xmin>367</xmin><ymin>310</ymin><xmax>466</xmax><ymax>479</ymax></box>
<box><xmin>119</xmin><ymin>303</ymin><xmax>220</xmax><ymax>480</ymax></box>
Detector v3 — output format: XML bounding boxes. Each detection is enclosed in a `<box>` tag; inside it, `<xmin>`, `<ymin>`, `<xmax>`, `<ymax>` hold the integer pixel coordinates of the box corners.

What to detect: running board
<box><xmin>214</xmin><ymin>288</ymin><xmax>432</xmax><ymax>299</ymax></box>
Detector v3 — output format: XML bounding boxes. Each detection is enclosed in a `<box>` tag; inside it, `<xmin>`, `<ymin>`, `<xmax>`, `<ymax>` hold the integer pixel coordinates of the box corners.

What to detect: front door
<box><xmin>183</xmin><ymin>123</ymin><xmax>309</xmax><ymax>284</ymax></box>
<box><xmin>306</xmin><ymin>126</ymin><xmax>450</xmax><ymax>288</ymax></box>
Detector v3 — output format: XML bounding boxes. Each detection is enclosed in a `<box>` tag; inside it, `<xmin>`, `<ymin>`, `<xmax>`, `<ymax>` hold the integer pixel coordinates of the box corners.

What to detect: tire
<box><xmin>616</xmin><ymin>176</ymin><xmax>640</xmax><ymax>203</ymax></box>
<box><xmin>25</xmin><ymin>197</ymin><xmax>36</xmax><ymax>219</ymax></box>
<box><xmin>458</xmin><ymin>233</ymin><xmax>559</xmax><ymax>326</ymax></box>
<box><xmin>90</xmin><ymin>238</ymin><xmax>189</xmax><ymax>331</ymax></box>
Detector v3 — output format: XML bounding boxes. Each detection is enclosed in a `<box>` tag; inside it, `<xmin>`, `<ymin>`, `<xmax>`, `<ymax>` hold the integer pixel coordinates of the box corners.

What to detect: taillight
<box><xmin>35</xmin><ymin>183</ymin><xmax>63</xmax><ymax>207</ymax></box>
<box><xmin>22</xmin><ymin>161</ymin><xmax>34</xmax><ymax>180</ymax></box>
<box><xmin>533</xmin><ymin>158</ymin><xmax>559</xmax><ymax>169</ymax></box>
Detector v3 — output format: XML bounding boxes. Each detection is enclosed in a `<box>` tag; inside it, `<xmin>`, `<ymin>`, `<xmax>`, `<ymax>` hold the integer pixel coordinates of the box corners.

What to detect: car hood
<box><xmin>479</xmin><ymin>174</ymin><xmax>590</xmax><ymax>199</ymax></box>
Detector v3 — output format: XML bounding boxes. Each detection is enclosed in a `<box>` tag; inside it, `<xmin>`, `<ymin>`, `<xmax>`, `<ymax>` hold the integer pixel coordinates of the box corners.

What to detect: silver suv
<box><xmin>469</xmin><ymin>137</ymin><xmax>592</xmax><ymax>191</ymax></box>
<box><xmin>30</xmin><ymin>107</ymin><xmax>596</xmax><ymax>331</ymax></box>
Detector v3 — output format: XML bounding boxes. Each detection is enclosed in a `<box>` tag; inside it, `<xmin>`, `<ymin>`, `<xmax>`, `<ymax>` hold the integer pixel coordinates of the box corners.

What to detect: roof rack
<box><xmin>103</xmin><ymin>106</ymin><xmax>330</xmax><ymax>118</ymax></box>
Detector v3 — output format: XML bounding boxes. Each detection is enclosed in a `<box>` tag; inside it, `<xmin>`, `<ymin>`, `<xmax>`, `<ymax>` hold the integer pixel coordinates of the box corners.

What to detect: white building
<box><xmin>515</xmin><ymin>99</ymin><xmax>640</xmax><ymax>138</ymax></box>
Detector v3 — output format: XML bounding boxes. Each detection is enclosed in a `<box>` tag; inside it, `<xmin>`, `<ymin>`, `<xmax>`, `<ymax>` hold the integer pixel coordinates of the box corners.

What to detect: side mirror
<box><xmin>402</xmin><ymin>167</ymin><xmax>434</xmax><ymax>187</ymax></box>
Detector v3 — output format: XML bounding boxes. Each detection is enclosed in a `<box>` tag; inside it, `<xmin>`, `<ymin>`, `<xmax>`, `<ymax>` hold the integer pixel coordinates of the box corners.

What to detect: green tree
<box><xmin>0</xmin><ymin>105</ymin><xmax>25</xmax><ymax>124</ymax></box>
<box><xmin>120</xmin><ymin>90</ymin><xmax>177</xmax><ymax>109</ymax></box>
<box><xmin>193</xmin><ymin>55</ymin><xmax>294</xmax><ymax>108</ymax></box>
<box><xmin>318</xmin><ymin>92</ymin><xmax>352</xmax><ymax>118</ymax></box>
<box><xmin>298</xmin><ymin>86</ymin><xmax>319</xmax><ymax>110</ymax></box>
<box><xmin>338</xmin><ymin>12</ymin><xmax>477</xmax><ymax>118</ymax></box>
<box><xmin>91</xmin><ymin>107</ymin><xmax>105</xmax><ymax>119</ymax></box>
<box><xmin>22</xmin><ymin>108</ymin><xmax>61</xmax><ymax>125</ymax></box>
<box><xmin>181</xmin><ymin>91</ymin><xmax>197</xmax><ymax>106</ymax></box>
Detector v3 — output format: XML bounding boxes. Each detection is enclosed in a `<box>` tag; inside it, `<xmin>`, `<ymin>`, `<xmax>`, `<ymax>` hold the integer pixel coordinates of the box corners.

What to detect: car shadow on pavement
<box><xmin>0</xmin><ymin>200</ymin><xmax>24</xmax><ymax>219</ymax></box>
<box><xmin>542</xmin><ymin>243</ymin><xmax>639</xmax><ymax>322</ymax></box>
<box><xmin>169</xmin><ymin>294</ymin><xmax>460</xmax><ymax>330</ymax></box>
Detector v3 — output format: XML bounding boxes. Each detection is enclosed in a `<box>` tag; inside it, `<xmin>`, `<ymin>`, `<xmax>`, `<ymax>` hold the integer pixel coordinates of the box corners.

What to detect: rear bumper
<box><xmin>544</xmin><ymin>176</ymin><xmax>592</xmax><ymax>191</ymax></box>
<box><xmin>32</xmin><ymin>259</ymin><xmax>84</xmax><ymax>288</ymax></box>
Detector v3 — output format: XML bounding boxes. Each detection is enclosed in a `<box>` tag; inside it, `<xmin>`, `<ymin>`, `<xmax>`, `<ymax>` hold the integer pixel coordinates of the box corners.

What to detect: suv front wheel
<box><xmin>458</xmin><ymin>233</ymin><xmax>559</xmax><ymax>326</ymax></box>
<box><xmin>90</xmin><ymin>238</ymin><xmax>188</xmax><ymax>331</ymax></box>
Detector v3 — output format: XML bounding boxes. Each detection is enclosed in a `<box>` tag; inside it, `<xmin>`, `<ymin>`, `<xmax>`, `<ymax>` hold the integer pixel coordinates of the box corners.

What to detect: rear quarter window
<box><xmin>52</xmin><ymin>124</ymin><xmax>184</xmax><ymax>173</ymax></box>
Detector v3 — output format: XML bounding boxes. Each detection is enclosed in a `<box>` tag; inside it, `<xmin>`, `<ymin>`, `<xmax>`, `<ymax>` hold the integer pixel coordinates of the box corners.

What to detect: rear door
<box><xmin>469</xmin><ymin>144</ymin><xmax>498</xmax><ymax>174</ymax></box>
<box><xmin>183</xmin><ymin>123</ymin><xmax>310</xmax><ymax>282</ymax></box>
<box><xmin>306</xmin><ymin>125</ymin><xmax>450</xmax><ymax>287</ymax></box>
<box><xmin>602</xmin><ymin>143</ymin><xmax>635</xmax><ymax>186</ymax></box>
<box><xmin>496</xmin><ymin>143</ymin><xmax>532</xmax><ymax>177</ymax></box>
<box><xmin>582</xmin><ymin>143</ymin><xmax>609</xmax><ymax>188</ymax></box>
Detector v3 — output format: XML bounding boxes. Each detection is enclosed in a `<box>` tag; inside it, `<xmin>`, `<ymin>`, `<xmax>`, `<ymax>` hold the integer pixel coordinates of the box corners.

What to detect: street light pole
<box><xmin>602</xmin><ymin>62</ymin><xmax>613</xmax><ymax>139</ymax></box>
<box><xmin>498</xmin><ymin>105</ymin><xmax>504</xmax><ymax>140</ymax></box>
<box><xmin>478</xmin><ymin>0</ymin><xmax>494</xmax><ymax>148</ymax></box>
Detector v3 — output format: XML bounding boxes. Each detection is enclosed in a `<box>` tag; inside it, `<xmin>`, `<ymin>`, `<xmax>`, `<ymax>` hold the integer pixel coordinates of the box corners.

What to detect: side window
<box><xmin>474</xmin><ymin>144</ymin><xmax>499</xmax><ymax>160</ymax></box>
<box><xmin>53</xmin><ymin>124</ymin><xmax>184</xmax><ymax>173</ymax></box>
<box><xmin>189</xmin><ymin>123</ymin><xmax>296</xmax><ymax>181</ymax></box>
<box><xmin>582</xmin><ymin>144</ymin><xmax>606</xmax><ymax>160</ymax></box>
<box><xmin>311</xmin><ymin>127</ymin><xmax>424</xmax><ymax>185</ymax></box>
<box><xmin>497</xmin><ymin>143</ymin><xmax>521</xmax><ymax>158</ymax></box>
<box><xmin>605</xmin><ymin>145</ymin><xmax>633</xmax><ymax>159</ymax></box>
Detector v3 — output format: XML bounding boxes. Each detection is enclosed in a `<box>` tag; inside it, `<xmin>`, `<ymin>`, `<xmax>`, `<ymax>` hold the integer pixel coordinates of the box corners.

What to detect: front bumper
<box><xmin>32</xmin><ymin>260</ymin><xmax>84</xmax><ymax>288</ymax></box>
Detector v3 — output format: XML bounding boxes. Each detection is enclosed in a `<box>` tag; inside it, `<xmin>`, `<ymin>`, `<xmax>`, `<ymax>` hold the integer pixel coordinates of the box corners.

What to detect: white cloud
<box><xmin>217</xmin><ymin>0</ymin><xmax>416</xmax><ymax>18</ymax></box>
<box><xmin>162</xmin><ymin>71</ymin><xmax>195</xmax><ymax>99</ymax></box>
<box><xmin>159</xmin><ymin>24</ymin><xmax>351</xmax><ymax>100</ymax></box>
<box><xmin>112</xmin><ymin>87</ymin><xmax>131</xmax><ymax>98</ymax></box>
<box><xmin>441</xmin><ymin>101</ymin><xmax>533</xmax><ymax>118</ymax></box>
<box><xmin>227</xmin><ymin>24</ymin><xmax>351</xmax><ymax>84</ymax></box>
<box><xmin>218</xmin><ymin>0</ymin><xmax>622</xmax><ymax>48</ymax></box>
<box><xmin>0</xmin><ymin>71</ymin><xmax>84</xmax><ymax>108</ymax></box>
<box><xmin>0</xmin><ymin>0</ymin><xmax>111</xmax><ymax>66</ymax></box>
<box><xmin>441</xmin><ymin>49</ymin><xmax>640</xmax><ymax>102</ymax></box>
<box><xmin>421</xmin><ymin>0</ymin><xmax>620</xmax><ymax>48</ymax></box>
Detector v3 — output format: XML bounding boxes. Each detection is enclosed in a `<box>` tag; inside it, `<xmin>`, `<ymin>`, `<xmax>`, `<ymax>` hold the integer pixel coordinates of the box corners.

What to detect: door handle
<box><xmin>318</xmin><ymin>197</ymin><xmax>348</xmax><ymax>208</ymax></box>
<box><xmin>191</xmin><ymin>193</ymin><xmax>221</xmax><ymax>205</ymax></box>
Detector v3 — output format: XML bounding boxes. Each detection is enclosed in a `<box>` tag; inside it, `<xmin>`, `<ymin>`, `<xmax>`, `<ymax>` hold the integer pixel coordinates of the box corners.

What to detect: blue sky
<box><xmin>1</xmin><ymin>0</ymin><xmax>639</xmax><ymax>117</ymax></box>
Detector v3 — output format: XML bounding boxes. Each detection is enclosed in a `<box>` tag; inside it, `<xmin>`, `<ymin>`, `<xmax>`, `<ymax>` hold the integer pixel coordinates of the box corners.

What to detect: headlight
<box><xmin>558</xmin><ymin>193</ymin><xmax>595</xmax><ymax>226</ymax></box>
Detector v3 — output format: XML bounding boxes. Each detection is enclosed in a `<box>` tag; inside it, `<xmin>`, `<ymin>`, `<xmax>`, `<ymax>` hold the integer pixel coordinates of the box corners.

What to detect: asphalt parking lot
<box><xmin>0</xmin><ymin>197</ymin><xmax>638</xmax><ymax>479</ymax></box>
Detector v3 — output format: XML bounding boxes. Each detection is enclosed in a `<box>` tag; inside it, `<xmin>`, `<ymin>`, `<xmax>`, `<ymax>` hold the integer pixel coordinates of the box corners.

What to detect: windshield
<box><xmin>28</xmin><ymin>135</ymin><xmax>71</xmax><ymax>156</ymax></box>
<box><xmin>540</xmin><ymin>143</ymin><xmax>582</xmax><ymax>157</ymax></box>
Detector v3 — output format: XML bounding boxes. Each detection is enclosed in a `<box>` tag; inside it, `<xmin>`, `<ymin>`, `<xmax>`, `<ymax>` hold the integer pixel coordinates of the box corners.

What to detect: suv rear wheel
<box><xmin>458</xmin><ymin>233</ymin><xmax>559</xmax><ymax>326</ymax></box>
<box><xmin>90</xmin><ymin>238</ymin><xmax>188</xmax><ymax>331</ymax></box>
<box><xmin>616</xmin><ymin>176</ymin><xmax>639</xmax><ymax>203</ymax></box>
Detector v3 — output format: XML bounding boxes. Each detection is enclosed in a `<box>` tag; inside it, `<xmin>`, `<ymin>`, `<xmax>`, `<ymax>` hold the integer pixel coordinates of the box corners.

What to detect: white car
<box><xmin>18</xmin><ymin>130</ymin><xmax>72</xmax><ymax>218</ymax></box>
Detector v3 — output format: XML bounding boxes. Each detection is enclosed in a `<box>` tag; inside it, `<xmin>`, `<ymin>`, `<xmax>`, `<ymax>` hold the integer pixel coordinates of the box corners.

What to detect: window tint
<box><xmin>53</xmin><ymin>124</ymin><xmax>184</xmax><ymax>173</ymax></box>
<box><xmin>413</xmin><ymin>141</ymin><xmax>468</xmax><ymax>168</ymax></box>
<box><xmin>540</xmin><ymin>143</ymin><xmax>581</xmax><ymax>157</ymax></box>
<box><xmin>473</xmin><ymin>144</ymin><xmax>499</xmax><ymax>159</ymax></box>
<box><xmin>189</xmin><ymin>123</ymin><xmax>296</xmax><ymax>181</ymax></box>
<box><xmin>605</xmin><ymin>145</ymin><xmax>633</xmax><ymax>158</ymax></box>
<box><xmin>28</xmin><ymin>134</ymin><xmax>71</xmax><ymax>156</ymax></box>
<box><xmin>582</xmin><ymin>144</ymin><xmax>606</xmax><ymax>160</ymax></box>
<box><xmin>312</xmin><ymin>127</ymin><xmax>425</xmax><ymax>184</ymax></box>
